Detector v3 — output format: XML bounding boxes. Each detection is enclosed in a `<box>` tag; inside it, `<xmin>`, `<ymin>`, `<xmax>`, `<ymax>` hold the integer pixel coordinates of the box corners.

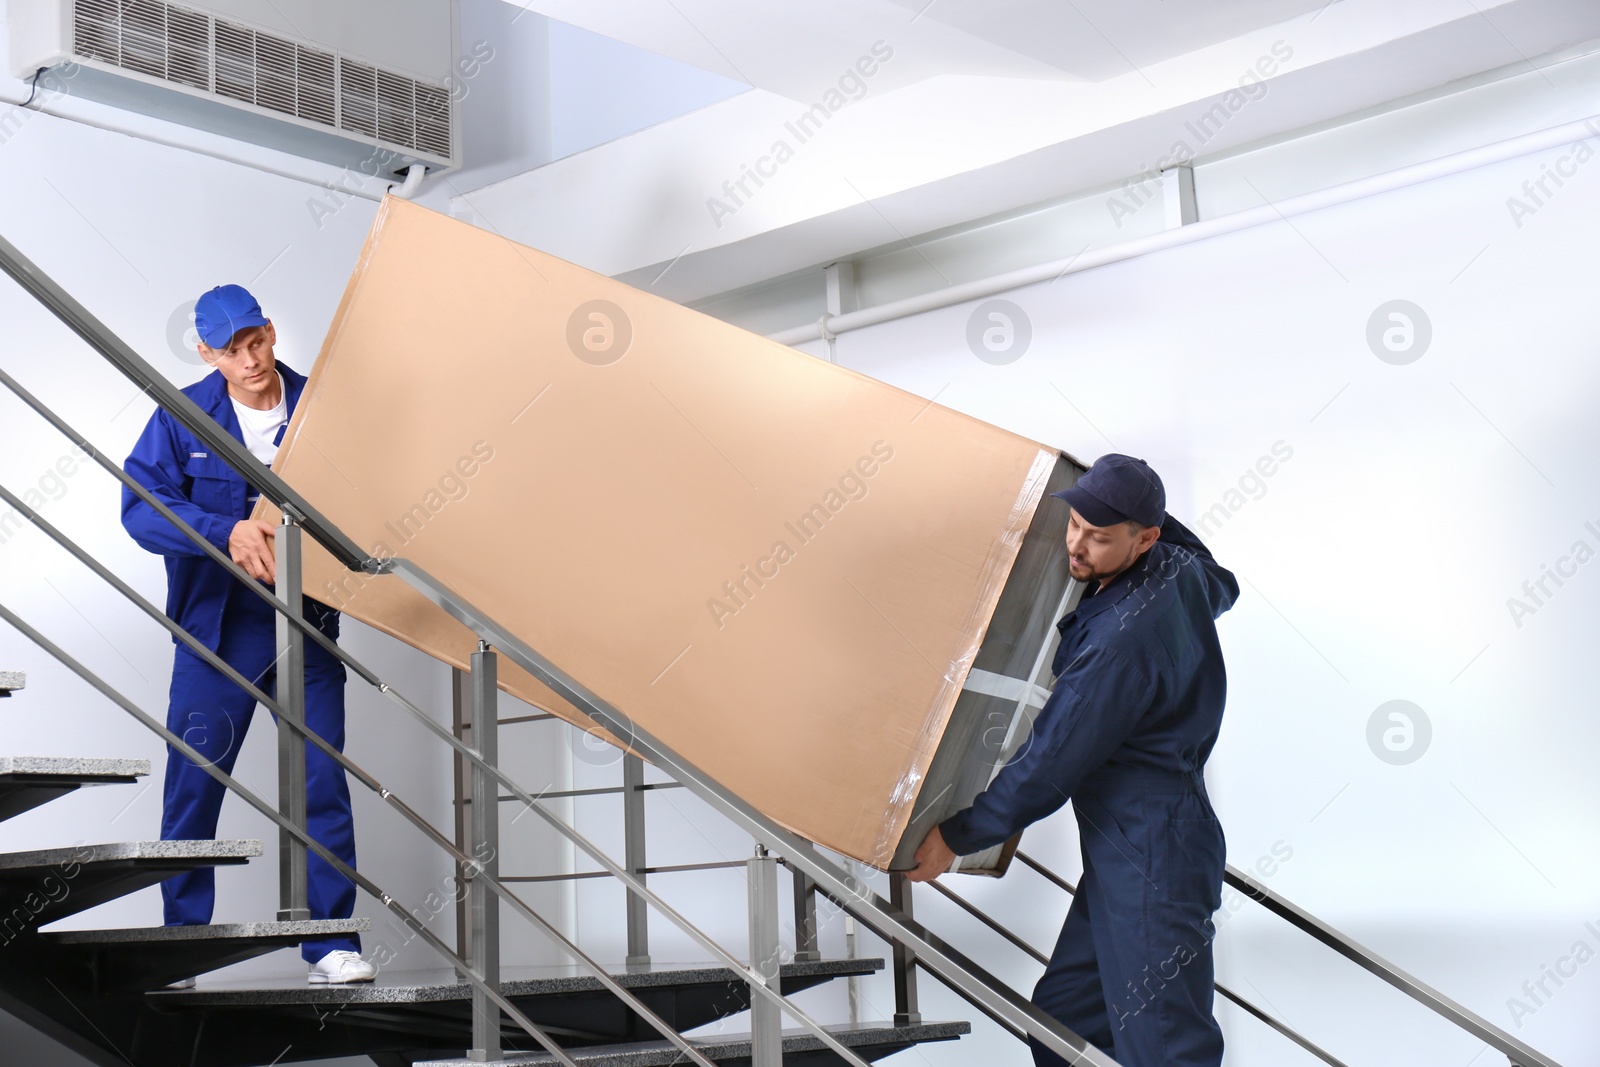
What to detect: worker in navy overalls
<box><xmin>121</xmin><ymin>285</ymin><xmax>375</xmax><ymax>985</ymax></box>
<box><xmin>910</xmin><ymin>453</ymin><xmax>1238</xmax><ymax>1067</ymax></box>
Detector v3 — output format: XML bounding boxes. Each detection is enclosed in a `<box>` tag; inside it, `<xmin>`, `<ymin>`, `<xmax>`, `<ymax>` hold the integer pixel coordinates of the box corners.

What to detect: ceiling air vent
<box><xmin>213</xmin><ymin>18</ymin><xmax>337</xmax><ymax>128</ymax></box>
<box><xmin>338</xmin><ymin>57</ymin><xmax>451</xmax><ymax>160</ymax></box>
<box><xmin>9</xmin><ymin>0</ymin><xmax>456</xmax><ymax>175</ymax></box>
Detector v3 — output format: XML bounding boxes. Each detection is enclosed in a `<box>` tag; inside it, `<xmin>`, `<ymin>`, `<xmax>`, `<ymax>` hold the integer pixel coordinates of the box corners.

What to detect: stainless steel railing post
<box><xmin>452</xmin><ymin>666</ymin><xmax>472</xmax><ymax>971</ymax></box>
<box><xmin>792</xmin><ymin>866</ymin><xmax>820</xmax><ymax>962</ymax></box>
<box><xmin>468</xmin><ymin>643</ymin><xmax>502</xmax><ymax>1061</ymax></box>
<box><xmin>274</xmin><ymin>510</ymin><xmax>310</xmax><ymax>921</ymax></box>
<box><xmin>748</xmin><ymin>844</ymin><xmax>783</xmax><ymax>1067</ymax></box>
<box><xmin>622</xmin><ymin>752</ymin><xmax>650</xmax><ymax>968</ymax></box>
<box><xmin>889</xmin><ymin>872</ymin><xmax>920</xmax><ymax>1027</ymax></box>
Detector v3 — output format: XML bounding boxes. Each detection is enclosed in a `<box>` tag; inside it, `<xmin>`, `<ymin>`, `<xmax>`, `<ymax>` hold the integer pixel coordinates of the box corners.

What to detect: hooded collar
<box><xmin>1059</xmin><ymin>543</ymin><xmax>1160</xmax><ymax>629</ymax></box>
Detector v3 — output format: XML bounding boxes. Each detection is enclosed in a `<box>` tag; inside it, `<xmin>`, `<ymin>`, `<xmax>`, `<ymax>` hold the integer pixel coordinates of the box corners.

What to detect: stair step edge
<box><xmin>413</xmin><ymin>1021</ymin><xmax>972</xmax><ymax>1067</ymax></box>
<box><xmin>0</xmin><ymin>840</ymin><xmax>263</xmax><ymax>869</ymax></box>
<box><xmin>145</xmin><ymin>957</ymin><xmax>886</xmax><ymax>1005</ymax></box>
<box><xmin>47</xmin><ymin>918</ymin><xmax>372</xmax><ymax>944</ymax></box>
<box><xmin>0</xmin><ymin>756</ymin><xmax>150</xmax><ymax>778</ymax></box>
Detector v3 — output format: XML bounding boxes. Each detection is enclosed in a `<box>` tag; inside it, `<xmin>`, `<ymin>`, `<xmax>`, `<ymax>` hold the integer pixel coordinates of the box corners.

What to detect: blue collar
<box><xmin>190</xmin><ymin>362</ymin><xmax>306</xmax><ymax>441</ymax></box>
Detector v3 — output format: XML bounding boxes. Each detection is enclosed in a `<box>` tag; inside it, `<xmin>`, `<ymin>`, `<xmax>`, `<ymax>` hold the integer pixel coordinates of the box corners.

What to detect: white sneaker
<box><xmin>163</xmin><ymin>976</ymin><xmax>196</xmax><ymax>990</ymax></box>
<box><xmin>308</xmin><ymin>949</ymin><xmax>377</xmax><ymax>985</ymax></box>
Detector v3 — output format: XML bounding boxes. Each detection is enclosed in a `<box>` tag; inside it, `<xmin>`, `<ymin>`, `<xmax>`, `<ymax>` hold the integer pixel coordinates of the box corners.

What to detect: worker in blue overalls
<box><xmin>122</xmin><ymin>284</ymin><xmax>375</xmax><ymax>985</ymax></box>
<box><xmin>909</xmin><ymin>453</ymin><xmax>1238</xmax><ymax>1067</ymax></box>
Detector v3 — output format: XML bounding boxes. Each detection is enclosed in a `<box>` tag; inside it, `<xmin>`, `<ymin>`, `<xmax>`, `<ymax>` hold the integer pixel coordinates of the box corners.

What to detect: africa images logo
<box><xmin>1366</xmin><ymin>300</ymin><xmax>1432</xmax><ymax>365</ymax></box>
<box><xmin>1366</xmin><ymin>700</ymin><xmax>1431</xmax><ymax>765</ymax></box>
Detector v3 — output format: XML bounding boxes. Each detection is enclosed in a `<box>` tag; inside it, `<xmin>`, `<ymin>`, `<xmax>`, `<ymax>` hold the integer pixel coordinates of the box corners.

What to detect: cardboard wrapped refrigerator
<box><xmin>255</xmin><ymin>196</ymin><xmax>1088</xmax><ymax>873</ymax></box>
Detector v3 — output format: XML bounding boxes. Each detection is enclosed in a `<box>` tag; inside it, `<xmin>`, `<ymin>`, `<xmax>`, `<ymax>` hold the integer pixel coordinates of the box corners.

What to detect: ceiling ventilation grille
<box><xmin>69</xmin><ymin>0</ymin><xmax>450</xmax><ymax>158</ymax></box>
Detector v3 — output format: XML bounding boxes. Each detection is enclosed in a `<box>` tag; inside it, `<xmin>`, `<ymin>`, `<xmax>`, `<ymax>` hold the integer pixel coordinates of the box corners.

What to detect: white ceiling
<box><xmin>503</xmin><ymin>0</ymin><xmax>1332</xmax><ymax>98</ymax></box>
<box><xmin>880</xmin><ymin>0</ymin><xmax>1332</xmax><ymax>80</ymax></box>
<box><xmin>473</xmin><ymin>0</ymin><xmax>1600</xmax><ymax>298</ymax></box>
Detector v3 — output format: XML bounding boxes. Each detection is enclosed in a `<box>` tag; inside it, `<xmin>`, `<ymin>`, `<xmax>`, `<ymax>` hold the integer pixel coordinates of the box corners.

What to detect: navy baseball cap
<box><xmin>194</xmin><ymin>284</ymin><xmax>269</xmax><ymax>349</ymax></box>
<box><xmin>1053</xmin><ymin>453</ymin><xmax>1166</xmax><ymax>528</ymax></box>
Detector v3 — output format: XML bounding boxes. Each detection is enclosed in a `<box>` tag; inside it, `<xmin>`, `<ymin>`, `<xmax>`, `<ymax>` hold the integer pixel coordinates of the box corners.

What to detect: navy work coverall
<box><xmin>121</xmin><ymin>363</ymin><xmax>360</xmax><ymax>963</ymax></box>
<box><xmin>941</xmin><ymin>514</ymin><xmax>1238</xmax><ymax>1067</ymax></box>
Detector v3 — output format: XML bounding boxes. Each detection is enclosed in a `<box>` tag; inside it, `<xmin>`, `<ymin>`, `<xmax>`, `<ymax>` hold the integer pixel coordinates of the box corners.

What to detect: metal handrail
<box><xmin>3</xmin><ymin>226</ymin><xmax>1559</xmax><ymax>1067</ymax></box>
<box><xmin>0</xmin><ymin>226</ymin><xmax>1110</xmax><ymax>1061</ymax></box>
<box><xmin>387</xmin><ymin>556</ymin><xmax>1120</xmax><ymax>1067</ymax></box>
<box><xmin>957</xmin><ymin>853</ymin><xmax>1352</xmax><ymax>1067</ymax></box>
<box><xmin>502</xmin><ymin>860</ymin><xmax>750</xmax><ymax>884</ymax></box>
<box><xmin>0</xmin><ymin>233</ymin><xmax>368</xmax><ymax>570</ymax></box>
<box><xmin>493</xmin><ymin>781</ymin><xmax>684</xmax><ymax>801</ymax></box>
<box><xmin>926</xmin><ymin>879</ymin><xmax>1053</xmax><ymax>963</ymax></box>
<box><xmin>805</xmin><ymin>877</ymin><xmax>1037</xmax><ymax>1046</ymax></box>
<box><xmin>0</xmin><ymin>365</ymin><xmax>362</xmax><ymax>673</ymax></box>
<box><xmin>0</xmin><ymin>230</ymin><xmax>1115</xmax><ymax>1062</ymax></box>
<box><xmin>1014</xmin><ymin>849</ymin><xmax>1077</xmax><ymax>893</ymax></box>
<box><xmin>1224</xmin><ymin>865</ymin><xmax>1558</xmax><ymax>1067</ymax></box>
<box><xmin>0</xmin><ymin>484</ymin><xmax>728</xmax><ymax>1067</ymax></box>
<box><xmin>1010</xmin><ymin>844</ymin><xmax>1564</xmax><ymax>1066</ymax></box>
<box><xmin>0</xmin><ymin>348</ymin><xmax>910</xmax><ymax>1065</ymax></box>
<box><xmin>0</xmin><ymin>604</ymin><xmax>590</xmax><ymax>1067</ymax></box>
<box><xmin>0</xmin><ymin>393</ymin><xmax>878</xmax><ymax>1067</ymax></box>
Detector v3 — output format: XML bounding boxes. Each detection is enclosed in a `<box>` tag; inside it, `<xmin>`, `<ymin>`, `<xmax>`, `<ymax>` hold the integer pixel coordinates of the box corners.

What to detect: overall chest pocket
<box><xmin>181</xmin><ymin>453</ymin><xmax>239</xmax><ymax>514</ymax></box>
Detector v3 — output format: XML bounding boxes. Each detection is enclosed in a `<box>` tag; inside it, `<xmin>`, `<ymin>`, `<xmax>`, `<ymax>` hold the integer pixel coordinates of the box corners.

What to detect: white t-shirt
<box><xmin>231</xmin><ymin>371</ymin><xmax>289</xmax><ymax>465</ymax></box>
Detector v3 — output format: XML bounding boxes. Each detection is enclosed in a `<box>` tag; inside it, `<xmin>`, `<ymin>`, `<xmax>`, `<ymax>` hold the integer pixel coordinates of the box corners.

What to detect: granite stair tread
<box><xmin>0</xmin><ymin>840</ymin><xmax>262</xmax><ymax>932</ymax></box>
<box><xmin>137</xmin><ymin>960</ymin><xmax>931</xmax><ymax>1064</ymax></box>
<box><xmin>0</xmin><ymin>839</ymin><xmax>261</xmax><ymax>869</ymax></box>
<box><xmin>144</xmin><ymin>956</ymin><xmax>883</xmax><ymax>1007</ymax></box>
<box><xmin>46</xmin><ymin>919</ymin><xmax>373</xmax><ymax>993</ymax></box>
<box><xmin>0</xmin><ymin>756</ymin><xmax>151</xmax><ymax>821</ymax></box>
<box><xmin>411</xmin><ymin>1020</ymin><xmax>971</xmax><ymax>1066</ymax></box>
<box><xmin>0</xmin><ymin>756</ymin><xmax>149</xmax><ymax>777</ymax></box>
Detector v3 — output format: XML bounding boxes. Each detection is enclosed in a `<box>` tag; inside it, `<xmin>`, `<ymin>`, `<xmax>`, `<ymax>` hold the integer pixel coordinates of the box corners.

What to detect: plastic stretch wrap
<box><xmin>255</xmin><ymin>196</ymin><xmax>1075</xmax><ymax>869</ymax></box>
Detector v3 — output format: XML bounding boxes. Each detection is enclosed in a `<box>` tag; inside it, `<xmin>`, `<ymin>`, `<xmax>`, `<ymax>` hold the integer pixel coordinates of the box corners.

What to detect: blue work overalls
<box><xmin>121</xmin><ymin>364</ymin><xmax>360</xmax><ymax>963</ymax></box>
<box><xmin>941</xmin><ymin>514</ymin><xmax>1238</xmax><ymax>1067</ymax></box>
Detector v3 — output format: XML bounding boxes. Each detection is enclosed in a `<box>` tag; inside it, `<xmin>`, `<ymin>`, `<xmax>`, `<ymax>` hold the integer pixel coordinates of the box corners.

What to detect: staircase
<box><xmin>0</xmin><ymin>673</ymin><xmax>347</xmax><ymax>1062</ymax></box>
<box><xmin>0</xmin><ymin>666</ymin><xmax>966</xmax><ymax>1066</ymax></box>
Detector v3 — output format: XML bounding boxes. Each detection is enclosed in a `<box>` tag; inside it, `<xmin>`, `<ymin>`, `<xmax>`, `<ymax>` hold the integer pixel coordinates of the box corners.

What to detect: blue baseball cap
<box><xmin>1053</xmin><ymin>453</ymin><xmax>1166</xmax><ymax>528</ymax></box>
<box><xmin>194</xmin><ymin>284</ymin><xmax>269</xmax><ymax>349</ymax></box>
